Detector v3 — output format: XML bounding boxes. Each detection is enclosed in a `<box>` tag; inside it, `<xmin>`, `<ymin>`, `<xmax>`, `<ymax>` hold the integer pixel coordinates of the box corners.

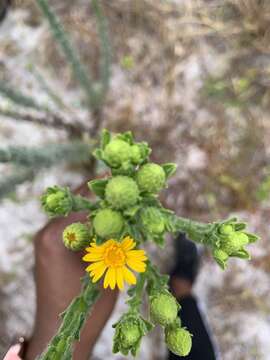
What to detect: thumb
<box><xmin>3</xmin><ymin>344</ymin><xmax>22</xmax><ymax>360</ymax></box>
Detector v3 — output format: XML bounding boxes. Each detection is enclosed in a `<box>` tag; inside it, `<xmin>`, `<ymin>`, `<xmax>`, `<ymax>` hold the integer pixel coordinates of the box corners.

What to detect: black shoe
<box><xmin>170</xmin><ymin>233</ymin><xmax>200</xmax><ymax>285</ymax></box>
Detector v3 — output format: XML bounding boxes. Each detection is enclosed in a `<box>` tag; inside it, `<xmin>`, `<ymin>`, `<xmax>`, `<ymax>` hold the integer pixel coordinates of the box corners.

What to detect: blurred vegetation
<box><xmin>0</xmin><ymin>0</ymin><xmax>111</xmax><ymax>199</ymax></box>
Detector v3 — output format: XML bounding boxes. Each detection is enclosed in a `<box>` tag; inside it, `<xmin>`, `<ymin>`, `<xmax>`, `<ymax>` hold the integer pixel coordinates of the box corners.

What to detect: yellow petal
<box><xmin>126</xmin><ymin>259</ymin><xmax>146</xmax><ymax>273</ymax></box>
<box><xmin>103</xmin><ymin>239</ymin><xmax>115</xmax><ymax>248</ymax></box>
<box><xmin>123</xmin><ymin>266</ymin><xmax>137</xmax><ymax>285</ymax></box>
<box><xmin>104</xmin><ymin>267</ymin><xmax>116</xmax><ymax>289</ymax></box>
<box><xmin>121</xmin><ymin>237</ymin><xmax>136</xmax><ymax>251</ymax></box>
<box><xmin>83</xmin><ymin>253</ymin><xmax>103</xmax><ymax>262</ymax></box>
<box><xmin>127</xmin><ymin>255</ymin><xmax>147</xmax><ymax>262</ymax></box>
<box><xmin>86</xmin><ymin>261</ymin><xmax>106</xmax><ymax>272</ymax></box>
<box><xmin>92</xmin><ymin>264</ymin><xmax>107</xmax><ymax>282</ymax></box>
<box><xmin>126</xmin><ymin>250</ymin><xmax>147</xmax><ymax>258</ymax></box>
<box><xmin>85</xmin><ymin>245</ymin><xmax>104</xmax><ymax>253</ymax></box>
<box><xmin>116</xmin><ymin>268</ymin><xmax>124</xmax><ymax>290</ymax></box>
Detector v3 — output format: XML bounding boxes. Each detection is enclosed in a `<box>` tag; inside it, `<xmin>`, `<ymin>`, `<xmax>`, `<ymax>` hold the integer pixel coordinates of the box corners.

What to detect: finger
<box><xmin>3</xmin><ymin>345</ymin><xmax>22</xmax><ymax>360</ymax></box>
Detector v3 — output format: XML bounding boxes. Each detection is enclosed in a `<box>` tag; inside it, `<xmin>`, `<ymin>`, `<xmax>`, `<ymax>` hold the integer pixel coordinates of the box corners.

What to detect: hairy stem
<box><xmin>127</xmin><ymin>272</ymin><xmax>146</xmax><ymax>310</ymax></box>
<box><xmin>72</xmin><ymin>195</ymin><xmax>99</xmax><ymax>212</ymax></box>
<box><xmin>38</xmin><ymin>277</ymin><xmax>100</xmax><ymax>360</ymax></box>
<box><xmin>169</xmin><ymin>214</ymin><xmax>212</xmax><ymax>245</ymax></box>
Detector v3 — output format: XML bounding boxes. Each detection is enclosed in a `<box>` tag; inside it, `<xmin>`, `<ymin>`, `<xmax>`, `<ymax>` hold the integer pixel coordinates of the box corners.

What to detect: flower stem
<box><xmin>38</xmin><ymin>276</ymin><xmax>99</xmax><ymax>360</ymax></box>
<box><xmin>169</xmin><ymin>214</ymin><xmax>213</xmax><ymax>245</ymax></box>
<box><xmin>72</xmin><ymin>195</ymin><xmax>98</xmax><ymax>212</ymax></box>
<box><xmin>127</xmin><ymin>272</ymin><xmax>147</xmax><ymax>311</ymax></box>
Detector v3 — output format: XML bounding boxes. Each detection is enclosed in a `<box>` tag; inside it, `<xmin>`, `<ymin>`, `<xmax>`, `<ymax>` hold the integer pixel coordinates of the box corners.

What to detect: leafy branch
<box><xmin>38</xmin><ymin>276</ymin><xmax>100</xmax><ymax>360</ymax></box>
<box><xmin>36</xmin><ymin>0</ymin><xmax>109</xmax><ymax>111</ymax></box>
<box><xmin>0</xmin><ymin>107</ymin><xmax>91</xmax><ymax>136</ymax></box>
<box><xmin>0</xmin><ymin>81</ymin><xmax>45</xmax><ymax>111</ymax></box>
<box><xmin>0</xmin><ymin>142</ymin><xmax>91</xmax><ymax>167</ymax></box>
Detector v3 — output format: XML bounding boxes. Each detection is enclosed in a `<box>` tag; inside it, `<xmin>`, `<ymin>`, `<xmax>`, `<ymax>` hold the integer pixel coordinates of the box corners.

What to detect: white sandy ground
<box><xmin>1</xmin><ymin>5</ymin><xmax>270</xmax><ymax>360</ymax></box>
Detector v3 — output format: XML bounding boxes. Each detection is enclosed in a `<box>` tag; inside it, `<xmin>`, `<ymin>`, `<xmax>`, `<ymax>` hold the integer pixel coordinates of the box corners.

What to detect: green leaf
<box><xmin>88</xmin><ymin>179</ymin><xmax>108</xmax><ymax>198</ymax></box>
<box><xmin>127</xmin><ymin>224</ymin><xmax>144</xmax><ymax>242</ymax></box>
<box><xmin>124</xmin><ymin>205</ymin><xmax>140</xmax><ymax>218</ymax></box>
<box><xmin>142</xmin><ymin>195</ymin><xmax>161</xmax><ymax>207</ymax></box>
<box><xmin>138</xmin><ymin>142</ymin><xmax>151</xmax><ymax>160</ymax></box>
<box><xmin>162</xmin><ymin>163</ymin><xmax>177</xmax><ymax>178</ymax></box>
<box><xmin>234</xmin><ymin>223</ymin><xmax>247</xmax><ymax>231</ymax></box>
<box><xmin>127</xmin><ymin>285</ymin><xmax>137</xmax><ymax>297</ymax></box>
<box><xmin>92</xmin><ymin>148</ymin><xmax>103</xmax><ymax>160</ymax></box>
<box><xmin>112</xmin><ymin>341</ymin><xmax>119</xmax><ymax>353</ymax></box>
<box><xmin>231</xmin><ymin>249</ymin><xmax>251</xmax><ymax>259</ymax></box>
<box><xmin>116</xmin><ymin>131</ymin><xmax>134</xmax><ymax>144</ymax></box>
<box><xmin>214</xmin><ymin>257</ymin><xmax>227</xmax><ymax>270</ymax></box>
<box><xmin>245</xmin><ymin>232</ymin><xmax>260</xmax><ymax>243</ymax></box>
<box><xmin>121</xmin><ymin>347</ymin><xmax>129</xmax><ymax>356</ymax></box>
<box><xmin>141</xmin><ymin>318</ymin><xmax>154</xmax><ymax>333</ymax></box>
<box><xmin>101</xmin><ymin>129</ymin><xmax>111</xmax><ymax>150</ymax></box>
<box><xmin>153</xmin><ymin>235</ymin><xmax>165</xmax><ymax>247</ymax></box>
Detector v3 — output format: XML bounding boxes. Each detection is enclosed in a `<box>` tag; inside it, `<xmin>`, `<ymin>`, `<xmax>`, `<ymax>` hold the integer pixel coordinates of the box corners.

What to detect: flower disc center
<box><xmin>67</xmin><ymin>232</ymin><xmax>76</xmax><ymax>242</ymax></box>
<box><xmin>104</xmin><ymin>244</ymin><xmax>125</xmax><ymax>267</ymax></box>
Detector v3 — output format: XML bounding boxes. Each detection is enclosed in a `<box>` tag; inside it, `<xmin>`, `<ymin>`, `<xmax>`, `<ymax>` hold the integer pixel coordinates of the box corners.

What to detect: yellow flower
<box><xmin>83</xmin><ymin>236</ymin><xmax>147</xmax><ymax>291</ymax></box>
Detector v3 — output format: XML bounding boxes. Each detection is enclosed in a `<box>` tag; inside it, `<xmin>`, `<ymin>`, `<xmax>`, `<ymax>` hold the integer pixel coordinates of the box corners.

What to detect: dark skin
<box><xmin>25</xmin><ymin>183</ymin><xmax>119</xmax><ymax>360</ymax></box>
<box><xmin>170</xmin><ymin>277</ymin><xmax>192</xmax><ymax>299</ymax></box>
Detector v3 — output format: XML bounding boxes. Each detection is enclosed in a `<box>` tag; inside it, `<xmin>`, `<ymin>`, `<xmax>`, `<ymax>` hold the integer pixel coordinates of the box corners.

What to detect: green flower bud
<box><xmin>236</xmin><ymin>232</ymin><xmax>249</xmax><ymax>246</ymax></box>
<box><xmin>63</xmin><ymin>222</ymin><xmax>90</xmax><ymax>251</ymax></box>
<box><xmin>105</xmin><ymin>176</ymin><xmax>139</xmax><ymax>210</ymax></box>
<box><xmin>119</xmin><ymin>320</ymin><xmax>141</xmax><ymax>349</ymax></box>
<box><xmin>221</xmin><ymin>232</ymin><xmax>246</xmax><ymax>255</ymax></box>
<box><xmin>213</xmin><ymin>248</ymin><xmax>228</xmax><ymax>262</ymax></box>
<box><xmin>150</xmin><ymin>292</ymin><xmax>179</xmax><ymax>326</ymax></box>
<box><xmin>46</xmin><ymin>193</ymin><xmax>65</xmax><ymax>209</ymax></box>
<box><xmin>213</xmin><ymin>248</ymin><xmax>229</xmax><ymax>269</ymax></box>
<box><xmin>103</xmin><ymin>139</ymin><xmax>131</xmax><ymax>168</ymax></box>
<box><xmin>93</xmin><ymin>208</ymin><xmax>124</xmax><ymax>238</ymax></box>
<box><xmin>113</xmin><ymin>313</ymin><xmax>152</xmax><ymax>356</ymax></box>
<box><xmin>165</xmin><ymin>327</ymin><xmax>192</xmax><ymax>357</ymax></box>
<box><xmin>41</xmin><ymin>186</ymin><xmax>73</xmax><ymax>217</ymax></box>
<box><xmin>219</xmin><ymin>224</ymin><xmax>234</xmax><ymax>235</ymax></box>
<box><xmin>130</xmin><ymin>145</ymin><xmax>142</xmax><ymax>164</ymax></box>
<box><xmin>140</xmin><ymin>207</ymin><xmax>165</xmax><ymax>234</ymax></box>
<box><xmin>136</xmin><ymin>163</ymin><xmax>166</xmax><ymax>193</ymax></box>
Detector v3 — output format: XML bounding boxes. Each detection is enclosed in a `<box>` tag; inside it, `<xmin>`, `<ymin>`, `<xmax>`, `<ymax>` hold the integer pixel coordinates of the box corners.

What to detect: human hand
<box><xmin>3</xmin><ymin>345</ymin><xmax>22</xmax><ymax>360</ymax></box>
<box><xmin>25</xmin><ymin>181</ymin><xmax>118</xmax><ymax>360</ymax></box>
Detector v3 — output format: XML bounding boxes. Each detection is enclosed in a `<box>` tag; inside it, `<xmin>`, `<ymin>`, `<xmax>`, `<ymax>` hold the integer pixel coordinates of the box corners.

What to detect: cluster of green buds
<box><xmin>149</xmin><ymin>291</ymin><xmax>192</xmax><ymax>356</ymax></box>
<box><xmin>41</xmin><ymin>185</ymin><xmax>97</xmax><ymax>218</ymax></box>
<box><xmin>86</xmin><ymin>130</ymin><xmax>177</xmax><ymax>246</ymax></box>
<box><xmin>212</xmin><ymin>218</ymin><xmax>258</xmax><ymax>269</ymax></box>
<box><xmin>39</xmin><ymin>129</ymin><xmax>259</xmax><ymax>359</ymax></box>
<box><xmin>112</xmin><ymin>312</ymin><xmax>153</xmax><ymax>356</ymax></box>
<box><xmin>94</xmin><ymin>130</ymin><xmax>151</xmax><ymax>174</ymax></box>
<box><xmin>168</xmin><ymin>215</ymin><xmax>259</xmax><ymax>270</ymax></box>
<box><xmin>41</xmin><ymin>186</ymin><xmax>73</xmax><ymax>217</ymax></box>
<box><xmin>141</xmin><ymin>264</ymin><xmax>192</xmax><ymax>357</ymax></box>
<box><xmin>112</xmin><ymin>265</ymin><xmax>191</xmax><ymax>357</ymax></box>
